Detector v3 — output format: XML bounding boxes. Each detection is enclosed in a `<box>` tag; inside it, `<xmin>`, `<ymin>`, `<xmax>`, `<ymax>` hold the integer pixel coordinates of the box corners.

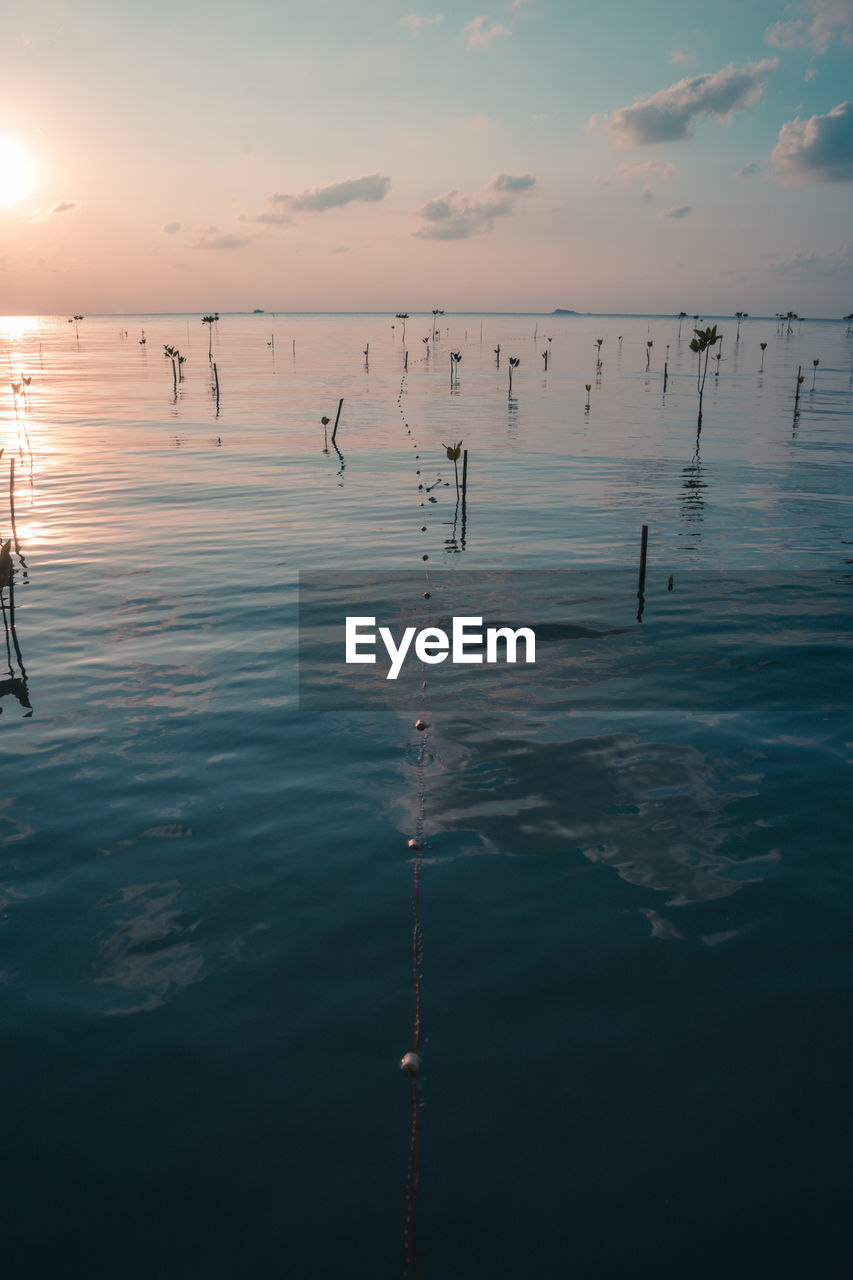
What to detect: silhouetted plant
<box><xmin>759</xmin><ymin>342</ymin><xmax>767</xmax><ymax>372</ymax></box>
<box><xmin>585</xmin><ymin>383</ymin><xmax>591</xmax><ymax>410</ymax></box>
<box><xmin>396</xmin><ymin>313</ymin><xmax>409</xmax><ymax>344</ymax></box>
<box><xmin>443</xmin><ymin>440</ymin><xmax>463</xmax><ymax>498</ymax></box>
<box><xmin>646</xmin><ymin>340</ymin><xmax>653</xmax><ymax>370</ymax></box>
<box><xmin>202</xmin><ymin>314</ymin><xmax>218</xmax><ymax>359</ymax></box>
<box><xmin>811</xmin><ymin>358</ymin><xmax>819</xmax><ymax>390</ymax></box>
<box><xmin>689</xmin><ymin>324</ymin><xmax>722</xmax><ymax>423</ymax></box>
<box><xmin>494</xmin><ymin>344</ymin><xmax>500</xmax><ymax>366</ymax></box>
<box><xmin>508</xmin><ymin>356</ymin><xmax>520</xmax><ymax>395</ymax></box>
<box><xmin>431</xmin><ymin>309</ymin><xmax>444</xmax><ymax>343</ymax></box>
<box><xmin>677</xmin><ymin>312</ymin><xmax>687</xmax><ymax>340</ymax></box>
<box><xmin>450</xmin><ymin>351</ymin><xmax>462</xmax><ymax>385</ymax></box>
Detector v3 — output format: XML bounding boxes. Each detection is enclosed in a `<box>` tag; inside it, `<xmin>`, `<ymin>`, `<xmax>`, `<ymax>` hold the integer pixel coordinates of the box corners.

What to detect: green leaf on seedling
<box><xmin>443</xmin><ymin>440</ymin><xmax>463</xmax><ymax>461</ymax></box>
<box><xmin>321</xmin><ymin>416</ymin><xmax>330</xmax><ymax>426</ymax></box>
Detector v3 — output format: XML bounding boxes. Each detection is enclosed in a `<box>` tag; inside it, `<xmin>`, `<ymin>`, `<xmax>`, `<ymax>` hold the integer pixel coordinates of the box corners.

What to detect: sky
<box><xmin>0</xmin><ymin>0</ymin><xmax>852</xmax><ymax>315</ymax></box>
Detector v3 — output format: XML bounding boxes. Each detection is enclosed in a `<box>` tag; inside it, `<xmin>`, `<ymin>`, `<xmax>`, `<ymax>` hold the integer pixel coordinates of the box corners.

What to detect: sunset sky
<box><xmin>1</xmin><ymin>0</ymin><xmax>851</xmax><ymax>315</ymax></box>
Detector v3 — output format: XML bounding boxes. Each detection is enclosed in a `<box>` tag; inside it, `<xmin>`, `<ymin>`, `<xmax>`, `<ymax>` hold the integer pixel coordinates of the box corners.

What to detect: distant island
<box><xmin>552</xmin><ymin>308</ymin><xmax>578</xmax><ymax>315</ymax></box>
<box><xmin>253</xmin><ymin>308</ymin><xmax>264</xmax><ymax>314</ymax></box>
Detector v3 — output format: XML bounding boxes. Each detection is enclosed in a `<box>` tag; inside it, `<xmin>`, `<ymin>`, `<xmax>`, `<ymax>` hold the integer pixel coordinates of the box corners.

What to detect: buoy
<box><xmin>415</xmin><ymin>719</ymin><xmax>428</xmax><ymax>730</ymax></box>
<box><xmin>408</xmin><ymin>837</ymin><xmax>422</xmax><ymax>850</ymax></box>
<box><xmin>401</xmin><ymin>1052</ymin><xmax>421</xmax><ymax>1077</ymax></box>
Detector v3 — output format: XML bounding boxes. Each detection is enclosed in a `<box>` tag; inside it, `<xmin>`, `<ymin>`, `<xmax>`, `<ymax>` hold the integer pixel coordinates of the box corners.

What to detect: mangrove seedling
<box><xmin>164</xmin><ymin>345</ymin><xmax>180</xmax><ymax>391</ymax></box>
<box><xmin>812</xmin><ymin>358</ymin><xmax>819</xmax><ymax>390</ymax></box>
<box><xmin>422</xmin><ymin>336</ymin><xmax>430</xmax><ymax>357</ymax></box>
<box><xmin>542</xmin><ymin>349</ymin><xmax>549</xmax><ymax>370</ymax></box>
<box><xmin>202</xmin><ymin>314</ymin><xmax>218</xmax><ymax>359</ymax></box>
<box><xmin>735</xmin><ymin>311</ymin><xmax>747</xmax><ymax>341</ymax></box>
<box><xmin>585</xmin><ymin>383</ymin><xmax>591</xmax><ymax>410</ymax></box>
<box><xmin>794</xmin><ymin>366</ymin><xmax>804</xmax><ymax>410</ymax></box>
<box><xmin>321</xmin><ymin>415</ymin><xmax>330</xmax><ymax>452</ymax></box>
<box><xmin>431</xmin><ymin>309</ymin><xmax>444</xmax><ymax>343</ymax></box>
<box><xmin>760</xmin><ymin>342</ymin><xmax>767</xmax><ymax>372</ymax></box>
<box><xmin>443</xmin><ymin>440</ymin><xmax>463</xmax><ymax>498</ymax></box>
<box><xmin>646</xmin><ymin>340</ymin><xmax>653</xmax><ymax>370</ymax></box>
<box><xmin>494</xmin><ymin>344</ymin><xmax>501</xmax><ymax>366</ymax></box>
<box><xmin>139</xmin><ymin>330</ymin><xmax>146</xmax><ymax>345</ymax></box>
<box><xmin>677</xmin><ymin>312</ymin><xmax>687</xmax><ymax>340</ymax></box>
<box><xmin>689</xmin><ymin>324</ymin><xmax>722</xmax><ymax>423</ymax></box>
<box><xmin>450</xmin><ymin>351</ymin><xmax>462</xmax><ymax>385</ymax></box>
<box><xmin>396</xmin><ymin>313</ymin><xmax>409</xmax><ymax>344</ymax></box>
<box><xmin>508</xmin><ymin>356</ymin><xmax>520</xmax><ymax>395</ymax></box>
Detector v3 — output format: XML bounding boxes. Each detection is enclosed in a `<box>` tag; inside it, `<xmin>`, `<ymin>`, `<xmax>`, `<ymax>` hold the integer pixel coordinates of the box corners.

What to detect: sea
<box><xmin>1</xmin><ymin>311</ymin><xmax>851</xmax><ymax>1277</ymax></box>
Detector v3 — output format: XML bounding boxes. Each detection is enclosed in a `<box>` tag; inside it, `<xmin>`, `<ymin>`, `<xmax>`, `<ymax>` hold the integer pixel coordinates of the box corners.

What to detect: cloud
<box><xmin>774</xmin><ymin>243</ymin><xmax>853</xmax><ymax>276</ymax></box>
<box><xmin>163</xmin><ymin>221</ymin><xmax>181</xmax><ymax>234</ymax></box>
<box><xmin>254</xmin><ymin>210</ymin><xmax>294</xmax><ymax>225</ymax></box>
<box><xmin>735</xmin><ymin>161</ymin><xmax>760</xmax><ymax>178</ymax></box>
<box><xmin>331</xmin><ymin>246</ymin><xmax>351</xmax><ymax>254</ymax></box>
<box><xmin>771</xmin><ymin>100</ymin><xmax>853</xmax><ymax>181</ymax></box>
<box><xmin>49</xmin><ymin>200</ymin><xmax>76</xmax><ymax>215</ymax></box>
<box><xmin>669</xmin><ymin>49</ymin><xmax>696</xmax><ymax>64</ymax></box>
<box><xmin>195</xmin><ymin>233</ymin><xmax>251</xmax><ymax>249</ymax></box>
<box><xmin>265</xmin><ymin>173</ymin><xmax>390</xmax><ymax>215</ymax></box>
<box><xmin>660</xmin><ymin>204</ymin><xmax>692</xmax><ymax>218</ymax></box>
<box><xmin>589</xmin><ymin>59</ymin><xmax>778</xmax><ymax>148</ymax></box>
<box><xmin>490</xmin><ymin>172</ymin><xmax>536</xmax><ymax>192</ymax></box>
<box><xmin>413</xmin><ymin>174</ymin><xmax>534</xmax><ymax>239</ymax></box>
<box><xmin>464</xmin><ymin>15</ymin><xmax>511</xmax><ymax>47</ymax></box>
<box><xmin>765</xmin><ymin>1</ymin><xmax>853</xmax><ymax>52</ymax></box>
<box><xmin>400</xmin><ymin>13</ymin><xmax>443</xmax><ymax>35</ymax></box>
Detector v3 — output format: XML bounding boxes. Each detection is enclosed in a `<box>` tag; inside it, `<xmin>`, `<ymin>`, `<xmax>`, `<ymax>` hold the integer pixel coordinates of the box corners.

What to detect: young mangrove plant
<box><xmin>677</xmin><ymin>312</ymin><xmax>687</xmax><ymax>340</ymax></box>
<box><xmin>68</xmin><ymin>315</ymin><xmax>84</xmax><ymax>340</ymax></box>
<box><xmin>164</xmin><ymin>344</ymin><xmax>180</xmax><ymax>392</ymax></box>
<box><xmin>585</xmin><ymin>383</ymin><xmax>591</xmax><ymax>410</ymax></box>
<box><xmin>811</xmin><ymin>358</ymin><xmax>819</xmax><ymax>390</ymax></box>
<box><xmin>595</xmin><ymin>338</ymin><xmax>603</xmax><ymax>369</ymax></box>
<box><xmin>494</xmin><ymin>344</ymin><xmax>500</xmax><ymax>366</ymax></box>
<box><xmin>689</xmin><ymin>324</ymin><xmax>722</xmax><ymax>424</ymax></box>
<box><xmin>508</xmin><ymin>356</ymin><xmax>520</xmax><ymax>395</ymax></box>
<box><xmin>443</xmin><ymin>440</ymin><xmax>463</xmax><ymax>498</ymax></box>
<box><xmin>735</xmin><ymin>311</ymin><xmax>747</xmax><ymax>341</ymax></box>
<box><xmin>450</xmin><ymin>351</ymin><xmax>462</xmax><ymax>386</ymax></box>
<box><xmin>202</xmin><ymin>314</ymin><xmax>218</xmax><ymax>360</ymax></box>
<box><xmin>431</xmin><ymin>309</ymin><xmax>444</xmax><ymax>343</ymax></box>
<box><xmin>396</xmin><ymin>313</ymin><xmax>409</xmax><ymax>344</ymax></box>
<box><xmin>794</xmin><ymin>366</ymin><xmax>804</xmax><ymax>411</ymax></box>
<box><xmin>760</xmin><ymin>342</ymin><xmax>767</xmax><ymax>372</ymax></box>
<box><xmin>646</xmin><ymin>340</ymin><xmax>653</xmax><ymax>370</ymax></box>
<box><xmin>542</xmin><ymin>348</ymin><xmax>549</xmax><ymax>370</ymax></box>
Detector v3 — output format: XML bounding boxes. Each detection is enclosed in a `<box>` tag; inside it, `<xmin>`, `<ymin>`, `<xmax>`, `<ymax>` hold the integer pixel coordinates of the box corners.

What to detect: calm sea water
<box><xmin>1</xmin><ymin>312</ymin><xmax>851</xmax><ymax>1277</ymax></box>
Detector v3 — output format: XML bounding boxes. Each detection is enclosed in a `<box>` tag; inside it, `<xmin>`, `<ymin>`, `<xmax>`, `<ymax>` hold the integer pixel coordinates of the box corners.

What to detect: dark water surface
<box><xmin>1</xmin><ymin>313</ymin><xmax>851</xmax><ymax>1277</ymax></box>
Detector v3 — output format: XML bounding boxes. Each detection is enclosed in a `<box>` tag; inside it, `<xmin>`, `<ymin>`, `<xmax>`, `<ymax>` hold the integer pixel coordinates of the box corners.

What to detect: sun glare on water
<box><xmin>0</xmin><ymin>138</ymin><xmax>34</xmax><ymax>205</ymax></box>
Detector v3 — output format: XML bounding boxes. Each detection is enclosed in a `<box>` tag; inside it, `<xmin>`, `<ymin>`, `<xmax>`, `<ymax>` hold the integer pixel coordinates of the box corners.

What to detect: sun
<box><xmin>0</xmin><ymin>138</ymin><xmax>35</xmax><ymax>206</ymax></box>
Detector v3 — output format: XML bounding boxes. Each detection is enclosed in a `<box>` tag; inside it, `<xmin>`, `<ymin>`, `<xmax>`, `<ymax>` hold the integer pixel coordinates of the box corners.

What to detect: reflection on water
<box><xmin>415</xmin><ymin>726</ymin><xmax>780</xmax><ymax>909</ymax></box>
<box><xmin>95</xmin><ymin>880</ymin><xmax>204</xmax><ymax>1015</ymax></box>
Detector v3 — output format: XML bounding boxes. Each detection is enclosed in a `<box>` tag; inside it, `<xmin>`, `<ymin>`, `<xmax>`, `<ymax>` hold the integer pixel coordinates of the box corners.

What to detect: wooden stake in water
<box><xmin>213</xmin><ymin>362</ymin><xmax>220</xmax><ymax>409</ymax></box>
<box><xmin>637</xmin><ymin>524</ymin><xmax>648</xmax><ymax>622</ymax></box>
<box><xmin>461</xmin><ymin>449</ymin><xmax>468</xmax><ymax>502</ymax></box>
<box><xmin>331</xmin><ymin>397</ymin><xmax>344</xmax><ymax>445</ymax></box>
